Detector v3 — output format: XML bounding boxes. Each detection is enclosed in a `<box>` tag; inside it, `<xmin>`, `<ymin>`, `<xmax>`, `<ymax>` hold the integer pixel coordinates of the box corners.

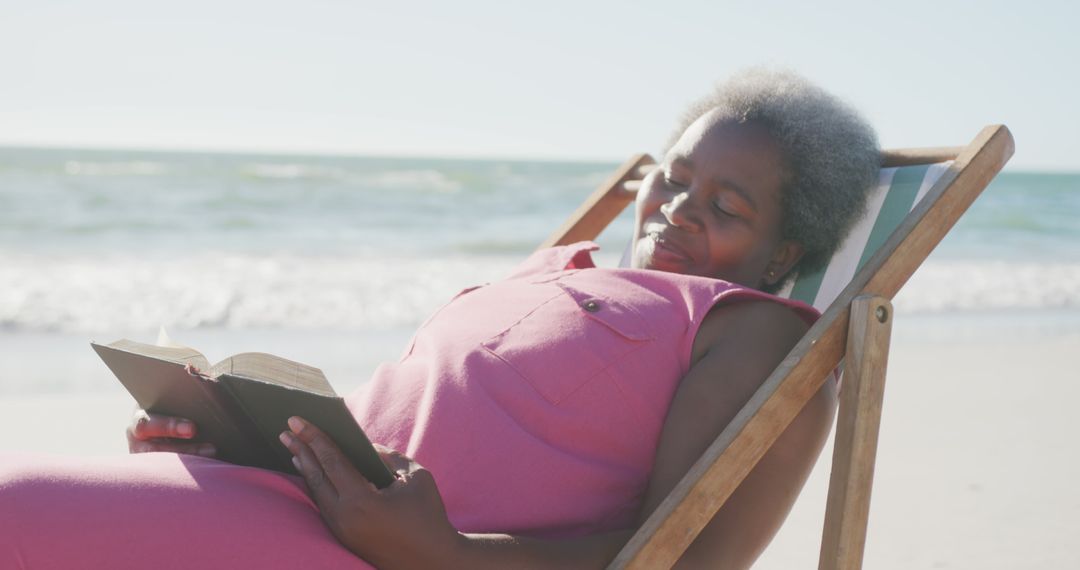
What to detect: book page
<box><xmin>102</xmin><ymin>339</ymin><xmax>212</xmax><ymax>372</ymax></box>
<box><xmin>211</xmin><ymin>353</ymin><xmax>335</xmax><ymax>397</ymax></box>
<box><xmin>155</xmin><ymin>326</ymin><xmax>191</xmax><ymax>350</ymax></box>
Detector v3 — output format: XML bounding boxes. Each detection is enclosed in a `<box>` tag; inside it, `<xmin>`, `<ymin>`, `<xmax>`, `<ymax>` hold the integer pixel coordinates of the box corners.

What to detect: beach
<box><xmin>759</xmin><ymin>313</ymin><xmax>1080</xmax><ymax>569</ymax></box>
<box><xmin>2</xmin><ymin>147</ymin><xmax>1078</xmax><ymax>567</ymax></box>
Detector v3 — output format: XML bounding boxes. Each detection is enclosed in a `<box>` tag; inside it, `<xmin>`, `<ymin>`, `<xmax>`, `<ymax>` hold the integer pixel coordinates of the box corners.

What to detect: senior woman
<box><xmin>0</xmin><ymin>69</ymin><xmax>879</xmax><ymax>570</ymax></box>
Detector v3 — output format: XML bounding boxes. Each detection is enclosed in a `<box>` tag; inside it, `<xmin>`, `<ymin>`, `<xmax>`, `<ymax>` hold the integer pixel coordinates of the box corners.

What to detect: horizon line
<box><xmin>0</xmin><ymin>141</ymin><xmax>1073</xmax><ymax>175</ymax></box>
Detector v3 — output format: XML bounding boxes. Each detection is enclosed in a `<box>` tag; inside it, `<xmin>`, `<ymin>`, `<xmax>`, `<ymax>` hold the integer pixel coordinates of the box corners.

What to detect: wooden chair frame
<box><xmin>538</xmin><ymin>125</ymin><xmax>1015</xmax><ymax>570</ymax></box>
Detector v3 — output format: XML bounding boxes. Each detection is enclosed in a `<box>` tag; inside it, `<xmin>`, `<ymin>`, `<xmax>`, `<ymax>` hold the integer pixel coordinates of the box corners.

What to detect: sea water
<box><xmin>1</xmin><ymin>147</ymin><xmax>1078</xmax><ymax>393</ymax></box>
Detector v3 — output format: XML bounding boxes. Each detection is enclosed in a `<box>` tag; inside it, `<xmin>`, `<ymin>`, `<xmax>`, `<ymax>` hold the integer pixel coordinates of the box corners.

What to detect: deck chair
<box><xmin>537</xmin><ymin>125</ymin><xmax>1015</xmax><ymax>570</ymax></box>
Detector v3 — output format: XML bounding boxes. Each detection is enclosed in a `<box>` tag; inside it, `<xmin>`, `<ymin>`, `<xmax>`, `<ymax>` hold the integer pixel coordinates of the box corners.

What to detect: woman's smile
<box><xmin>643</xmin><ymin>226</ymin><xmax>696</xmax><ymax>267</ymax></box>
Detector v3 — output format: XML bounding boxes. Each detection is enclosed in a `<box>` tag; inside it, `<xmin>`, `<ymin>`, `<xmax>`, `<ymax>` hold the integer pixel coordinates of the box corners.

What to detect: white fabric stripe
<box><xmin>810</xmin><ymin>168</ymin><xmax>898</xmax><ymax>311</ymax></box>
<box><xmin>774</xmin><ymin>272</ymin><xmax>795</xmax><ymax>298</ymax></box>
<box><xmin>912</xmin><ymin>161</ymin><xmax>952</xmax><ymax>209</ymax></box>
<box><xmin>619</xmin><ymin>240</ymin><xmax>633</xmax><ymax>267</ymax></box>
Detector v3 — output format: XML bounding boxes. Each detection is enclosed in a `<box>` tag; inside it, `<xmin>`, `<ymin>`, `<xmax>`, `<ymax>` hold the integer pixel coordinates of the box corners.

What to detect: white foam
<box><xmin>0</xmin><ymin>252</ymin><xmax>514</xmax><ymax>334</ymax></box>
<box><xmin>3</xmin><ymin>253</ymin><xmax>1079</xmax><ymax>334</ymax></box>
<box><xmin>63</xmin><ymin>161</ymin><xmax>168</xmax><ymax>176</ymax></box>
<box><xmin>360</xmin><ymin>169</ymin><xmax>462</xmax><ymax>193</ymax></box>
<box><xmin>239</xmin><ymin>164</ymin><xmax>462</xmax><ymax>193</ymax></box>
<box><xmin>242</xmin><ymin>163</ymin><xmax>348</xmax><ymax>181</ymax></box>
<box><xmin>894</xmin><ymin>260</ymin><xmax>1080</xmax><ymax>313</ymax></box>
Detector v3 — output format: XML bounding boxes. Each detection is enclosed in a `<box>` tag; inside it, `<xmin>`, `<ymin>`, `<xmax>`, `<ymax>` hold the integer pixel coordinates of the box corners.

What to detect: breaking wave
<box><xmin>3</xmin><ymin>253</ymin><xmax>1079</xmax><ymax>334</ymax></box>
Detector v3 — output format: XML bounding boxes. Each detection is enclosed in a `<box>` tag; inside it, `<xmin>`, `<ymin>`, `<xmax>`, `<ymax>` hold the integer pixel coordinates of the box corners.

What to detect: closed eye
<box><xmin>712</xmin><ymin>200</ymin><xmax>739</xmax><ymax>218</ymax></box>
<box><xmin>664</xmin><ymin>174</ymin><xmax>688</xmax><ymax>189</ymax></box>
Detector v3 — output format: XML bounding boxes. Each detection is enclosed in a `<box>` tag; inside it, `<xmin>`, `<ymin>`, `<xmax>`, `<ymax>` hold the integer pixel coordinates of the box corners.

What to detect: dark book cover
<box><xmin>92</xmin><ymin>340</ymin><xmax>395</xmax><ymax>488</ymax></box>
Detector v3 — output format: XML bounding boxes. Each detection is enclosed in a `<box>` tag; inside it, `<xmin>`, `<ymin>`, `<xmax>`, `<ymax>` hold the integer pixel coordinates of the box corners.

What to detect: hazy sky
<box><xmin>2</xmin><ymin>0</ymin><xmax>1076</xmax><ymax>170</ymax></box>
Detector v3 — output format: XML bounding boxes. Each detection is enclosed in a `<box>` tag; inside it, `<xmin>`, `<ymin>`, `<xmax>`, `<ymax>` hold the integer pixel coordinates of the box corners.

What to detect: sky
<box><xmin>1</xmin><ymin>0</ymin><xmax>1076</xmax><ymax>170</ymax></box>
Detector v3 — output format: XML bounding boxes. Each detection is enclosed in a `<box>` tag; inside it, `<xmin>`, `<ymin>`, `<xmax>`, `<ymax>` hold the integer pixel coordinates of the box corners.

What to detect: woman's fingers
<box><xmin>286</xmin><ymin>417</ymin><xmax>372</xmax><ymax>495</ymax></box>
<box><xmin>280</xmin><ymin>428</ymin><xmax>339</xmax><ymax>506</ymax></box>
<box><xmin>126</xmin><ymin>410</ymin><xmax>210</xmax><ymax>455</ymax></box>
<box><xmin>278</xmin><ymin>423</ymin><xmax>456</xmax><ymax>566</ymax></box>
<box><xmin>129</xmin><ymin>410</ymin><xmax>197</xmax><ymax>441</ymax></box>
<box><xmin>129</xmin><ymin>439</ymin><xmax>216</xmax><ymax>457</ymax></box>
<box><xmin>278</xmin><ymin>417</ymin><xmax>379</xmax><ymax>507</ymax></box>
<box><xmin>373</xmin><ymin>443</ymin><xmax>411</xmax><ymax>475</ymax></box>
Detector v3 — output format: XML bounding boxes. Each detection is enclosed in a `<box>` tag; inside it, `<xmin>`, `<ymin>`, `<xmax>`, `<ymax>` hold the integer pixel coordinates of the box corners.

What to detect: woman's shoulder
<box><xmin>690</xmin><ymin>298</ymin><xmax>812</xmax><ymax>368</ymax></box>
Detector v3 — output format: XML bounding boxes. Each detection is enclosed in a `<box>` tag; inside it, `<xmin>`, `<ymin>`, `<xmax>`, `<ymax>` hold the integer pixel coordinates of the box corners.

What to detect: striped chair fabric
<box><xmin>777</xmin><ymin>162</ymin><xmax>952</xmax><ymax>311</ymax></box>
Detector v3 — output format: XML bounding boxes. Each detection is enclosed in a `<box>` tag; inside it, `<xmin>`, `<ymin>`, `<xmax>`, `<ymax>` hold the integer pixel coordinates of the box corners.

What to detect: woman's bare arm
<box><xmin>638</xmin><ymin>300</ymin><xmax>837</xmax><ymax>569</ymax></box>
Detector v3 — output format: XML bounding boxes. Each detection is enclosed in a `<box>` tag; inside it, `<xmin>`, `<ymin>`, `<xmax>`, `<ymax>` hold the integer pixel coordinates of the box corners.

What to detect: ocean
<box><xmin>2</xmin><ymin>146</ymin><xmax>1078</xmax><ymax>393</ymax></box>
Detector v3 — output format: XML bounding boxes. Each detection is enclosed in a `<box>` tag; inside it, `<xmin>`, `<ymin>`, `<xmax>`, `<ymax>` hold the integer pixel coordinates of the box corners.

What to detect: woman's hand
<box><xmin>126</xmin><ymin>408</ymin><xmax>216</xmax><ymax>457</ymax></box>
<box><xmin>279</xmin><ymin>416</ymin><xmax>464</xmax><ymax>570</ymax></box>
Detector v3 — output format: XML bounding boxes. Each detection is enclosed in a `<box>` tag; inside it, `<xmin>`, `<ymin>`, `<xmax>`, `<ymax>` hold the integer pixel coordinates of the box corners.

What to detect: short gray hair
<box><xmin>666</xmin><ymin>68</ymin><xmax>880</xmax><ymax>291</ymax></box>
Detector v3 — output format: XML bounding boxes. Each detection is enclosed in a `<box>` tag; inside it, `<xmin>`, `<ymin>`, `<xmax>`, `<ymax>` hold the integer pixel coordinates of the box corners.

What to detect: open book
<box><xmin>92</xmin><ymin>338</ymin><xmax>394</xmax><ymax>488</ymax></box>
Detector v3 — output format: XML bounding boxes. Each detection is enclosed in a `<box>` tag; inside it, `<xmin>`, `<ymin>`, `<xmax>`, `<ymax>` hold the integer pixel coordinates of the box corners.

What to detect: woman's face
<box><xmin>631</xmin><ymin>114</ymin><xmax>804</xmax><ymax>289</ymax></box>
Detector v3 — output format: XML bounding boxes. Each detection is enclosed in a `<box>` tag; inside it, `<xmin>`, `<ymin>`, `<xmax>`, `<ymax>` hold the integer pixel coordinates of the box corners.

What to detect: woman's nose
<box><xmin>660</xmin><ymin>191</ymin><xmax>702</xmax><ymax>231</ymax></box>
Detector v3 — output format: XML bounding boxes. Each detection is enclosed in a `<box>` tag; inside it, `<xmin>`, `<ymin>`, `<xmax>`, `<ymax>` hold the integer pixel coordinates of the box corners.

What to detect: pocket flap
<box><xmin>554</xmin><ymin>282</ymin><xmax>653</xmax><ymax>342</ymax></box>
<box><xmin>481</xmin><ymin>281</ymin><xmax>654</xmax><ymax>405</ymax></box>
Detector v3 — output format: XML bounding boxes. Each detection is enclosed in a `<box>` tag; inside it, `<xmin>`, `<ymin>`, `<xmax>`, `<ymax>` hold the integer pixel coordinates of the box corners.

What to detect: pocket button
<box><xmin>582</xmin><ymin>299</ymin><xmax>601</xmax><ymax>312</ymax></box>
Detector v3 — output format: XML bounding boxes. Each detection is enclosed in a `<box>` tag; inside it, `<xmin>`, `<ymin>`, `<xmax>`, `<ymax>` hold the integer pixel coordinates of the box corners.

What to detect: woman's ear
<box><xmin>763</xmin><ymin>240</ymin><xmax>805</xmax><ymax>286</ymax></box>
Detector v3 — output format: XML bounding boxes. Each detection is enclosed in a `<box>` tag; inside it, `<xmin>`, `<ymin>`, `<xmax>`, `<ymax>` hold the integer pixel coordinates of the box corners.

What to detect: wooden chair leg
<box><xmin>819</xmin><ymin>295</ymin><xmax>894</xmax><ymax>570</ymax></box>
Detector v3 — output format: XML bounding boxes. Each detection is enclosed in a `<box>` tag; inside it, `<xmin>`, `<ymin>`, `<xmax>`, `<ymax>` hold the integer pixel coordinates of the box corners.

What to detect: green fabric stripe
<box><xmin>789</xmin><ymin>265</ymin><xmax>827</xmax><ymax>305</ymax></box>
<box><xmin>855</xmin><ymin>164</ymin><xmax>930</xmax><ymax>272</ymax></box>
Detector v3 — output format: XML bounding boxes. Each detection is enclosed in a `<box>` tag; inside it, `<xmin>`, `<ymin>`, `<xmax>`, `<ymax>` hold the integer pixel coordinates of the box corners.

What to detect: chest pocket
<box><xmin>481</xmin><ymin>281</ymin><xmax>654</xmax><ymax>405</ymax></box>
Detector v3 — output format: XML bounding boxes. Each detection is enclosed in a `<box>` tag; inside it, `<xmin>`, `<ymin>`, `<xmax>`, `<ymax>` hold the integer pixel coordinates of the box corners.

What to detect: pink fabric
<box><xmin>0</xmin><ymin>453</ymin><xmax>370</xmax><ymax>569</ymax></box>
<box><xmin>0</xmin><ymin>242</ymin><xmax>819</xmax><ymax>568</ymax></box>
<box><xmin>350</xmin><ymin>242</ymin><xmax>819</xmax><ymax>538</ymax></box>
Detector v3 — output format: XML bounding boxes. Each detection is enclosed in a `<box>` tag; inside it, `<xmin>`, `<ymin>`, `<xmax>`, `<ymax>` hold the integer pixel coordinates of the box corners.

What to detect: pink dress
<box><xmin>0</xmin><ymin>243</ymin><xmax>818</xmax><ymax>569</ymax></box>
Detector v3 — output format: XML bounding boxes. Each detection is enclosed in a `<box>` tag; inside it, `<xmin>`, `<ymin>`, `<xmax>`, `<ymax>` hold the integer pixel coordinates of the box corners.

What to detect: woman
<box><xmin>0</xmin><ymin>69</ymin><xmax>879</xmax><ymax>569</ymax></box>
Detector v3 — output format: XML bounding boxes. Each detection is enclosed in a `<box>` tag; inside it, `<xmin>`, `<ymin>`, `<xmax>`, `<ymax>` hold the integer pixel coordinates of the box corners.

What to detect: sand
<box><xmin>757</xmin><ymin>328</ymin><xmax>1080</xmax><ymax>569</ymax></box>
<box><xmin>2</xmin><ymin>313</ymin><xmax>1078</xmax><ymax>568</ymax></box>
